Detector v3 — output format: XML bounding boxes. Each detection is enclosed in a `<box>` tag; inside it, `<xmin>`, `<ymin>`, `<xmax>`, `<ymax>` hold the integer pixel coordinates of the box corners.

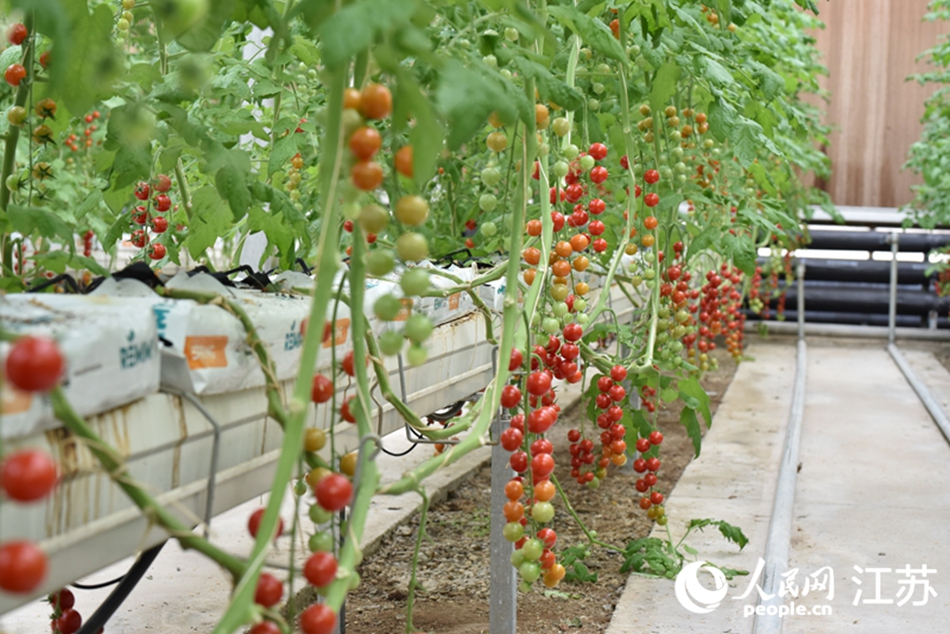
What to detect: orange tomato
<box><xmin>555</xmin><ymin>241</ymin><xmax>573</xmax><ymax>258</ymax></box>
<box><xmin>552</xmin><ymin>259</ymin><xmax>571</xmax><ymax>278</ymax></box>
<box><xmin>523</xmin><ymin>247</ymin><xmax>541</xmax><ymax>266</ymax></box>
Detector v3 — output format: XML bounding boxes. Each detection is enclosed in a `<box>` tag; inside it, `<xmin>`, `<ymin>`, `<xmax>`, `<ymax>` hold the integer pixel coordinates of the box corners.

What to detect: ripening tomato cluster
<box><xmin>128</xmin><ymin>174</ymin><xmax>174</xmax><ymax>261</ymax></box>
<box><xmin>693</xmin><ymin>263</ymin><xmax>747</xmax><ymax>366</ymax></box>
<box><xmin>567</xmin><ymin>364</ymin><xmax>630</xmax><ymax>486</ymax></box>
<box><xmin>0</xmin><ymin>336</ymin><xmax>66</xmax><ymax>596</ymax></box>
<box><xmin>63</xmin><ymin>110</ymin><xmax>103</xmax><ymax>153</ymax></box>
<box><xmin>633</xmin><ymin>430</ymin><xmax>666</xmax><ymax>524</ymax></box>
<box><xmin>497</xmin><ymin>348</ymin><xmax>567</xmax><ymax>590</ymax></box>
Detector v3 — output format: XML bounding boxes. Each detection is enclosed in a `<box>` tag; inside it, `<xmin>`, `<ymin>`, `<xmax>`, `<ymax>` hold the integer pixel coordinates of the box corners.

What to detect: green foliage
<box><xmin>904</xmin><ymin>0</ymin><xmax>950</xmax><ymax>227</ymax></box>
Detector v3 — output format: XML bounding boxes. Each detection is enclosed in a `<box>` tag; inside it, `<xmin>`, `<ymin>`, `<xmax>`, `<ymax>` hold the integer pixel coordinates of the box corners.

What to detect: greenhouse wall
<box><xmin>808</xmin><ymin>0</ymin><xmax>949</xmax><ymax>207</ymax></box>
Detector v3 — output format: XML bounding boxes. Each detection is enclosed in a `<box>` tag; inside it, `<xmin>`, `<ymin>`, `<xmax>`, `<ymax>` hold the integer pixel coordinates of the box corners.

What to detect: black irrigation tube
<box><xmin>74</xmin><ymin>542</ymin><xmax>166</xmax><ymax>634</ymax></box>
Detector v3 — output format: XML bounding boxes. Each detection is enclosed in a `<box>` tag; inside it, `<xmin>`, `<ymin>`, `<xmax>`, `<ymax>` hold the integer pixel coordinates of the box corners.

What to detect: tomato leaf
<box><xmin>174</xmin><ymin>0</ymin><xmax>235</xmax><ymax>52</ymax></box>
<box><xmin>679</xmin><ymin>406</ymin><xmax>702</xmax><ymax>458</ymax></box>
<box><xmin>318</xmin><ymin>0</ymin><xmax>418</xmax><ymax>68</ymax></box>
<box><xmin>547</xmin><ymin>6</ymin><xmax>627</xmax><ymax>66</ymax></box>
<box><xmin>649</xmin><ymin>62</ymin><xmax>681</xmax><ymax>117</ymax></box>
<box><xmin>436</xmin><ymin>60</ymin><xmax>523</xmax><ymax>150</ymax></box>
<box><xmin>186</xmin><ymin>187</ymin><xmax>233</xmax><ymax>258</ymax></box>
<box><xmin>215</xmin><ymin>165</ymin><xmax>252</xmax><ymax>221</ymax></box>
<box><xmin>707</xmin><ymin>96</ymin><xmax>737</xmax><ymax>143</ymax></box>
<box><xmin>268</xmin><ymin>135</ymin><xmax>301</xmax><ymax>177</ymax></box>
<box><xmin>393</xmin><ymin>68</ymin><xmax>445</xmax><ymax>187</ymax></box>
<box><xmin>512</xmin><ymin>59</ymin><xmax>584</xmax><ymax>111</ymax></box>
<box><xmin>729</xmin><ymin>116</ymin><xmax>760</xmax><ymax>168</ymax></box>
<box><xmin>7</xmin><ymin>205</ymin><xmax>73</xmax><ymax>243</ymax></box>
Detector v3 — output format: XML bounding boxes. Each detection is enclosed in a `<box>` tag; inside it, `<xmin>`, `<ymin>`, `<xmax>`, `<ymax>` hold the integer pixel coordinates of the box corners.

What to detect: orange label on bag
<box><xmin>449</xmin><ymin>293</ymin><xmax>461</xmax><ymax>310</ymax></box>
<box><xmin>393</xmin><ymin>299</ymin><xmax>414</xmax><ymax>322</ymax></box>
<box><xmin>184</xmin><ymin>336</ymin><xmax>228</xmax><ymax>369</ymax></box>
<box><xmin>322</xmin><ymin>318</ymin><xmax>351</xmax><ymax>348</ymax></box>
<box><xmin>1</xmin><ymin>385</ymin><xmax>32</xmax><ymax>415</ymax></box>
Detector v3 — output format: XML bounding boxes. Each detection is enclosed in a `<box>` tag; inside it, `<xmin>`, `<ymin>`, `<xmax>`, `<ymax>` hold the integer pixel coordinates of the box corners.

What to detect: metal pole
<box><xmin>752</xmin><ymin>337</ymin><xmax>808</xmax><ymax>634</ymax></box>
<box><xmin>888</xmin><ymin>233</ymin><xmax>900</xmax><ymax>344</ymax></box>
<box><xmin>489</xmin><ymin>407</ymin><xmax>517</xmax><ymax>633</ymax></box>
<box><xmin>888</xmin><ymin>344</ymin><xmax>950</xmax><ymax>446</ymax></box>
<box><xmin>796</xmin><ymin>261</ymin><xmax>806</xmax><ymax>341</ymax></box>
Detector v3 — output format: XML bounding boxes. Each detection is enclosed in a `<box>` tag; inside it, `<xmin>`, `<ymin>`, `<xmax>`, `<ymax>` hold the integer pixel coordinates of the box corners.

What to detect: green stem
<box><xmin>50</xmin><ymin>389</ymin><xmax>246</xmax><ymax>580</ymax></box>
<box><xmin>211</xmin><ymin>66</ymin><xmax>349</xmax><ymax>634</ymax></box>
<box><xmin>0</xmin><ymin>12</ymin><xmax>35</xmax><ymax>272</ymax></box>
<box><xmin>405</xmin><ymin>489</ymin><xmax>429</xmax><ymax>634</ymax></box>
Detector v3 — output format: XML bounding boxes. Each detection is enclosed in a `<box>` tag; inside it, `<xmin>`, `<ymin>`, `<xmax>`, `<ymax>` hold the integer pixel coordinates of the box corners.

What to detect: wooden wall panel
<box><xmin>808</xmin><ymin>0</ymin><xmax>949</xmax><ymax>207</ymax></box>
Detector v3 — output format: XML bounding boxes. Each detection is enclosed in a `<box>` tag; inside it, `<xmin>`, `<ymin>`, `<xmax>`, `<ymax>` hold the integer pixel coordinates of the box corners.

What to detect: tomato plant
<box><xmin>0</xmin><ymin>0</ymin><xmax>831</xmax><ymax>630</ymax></box>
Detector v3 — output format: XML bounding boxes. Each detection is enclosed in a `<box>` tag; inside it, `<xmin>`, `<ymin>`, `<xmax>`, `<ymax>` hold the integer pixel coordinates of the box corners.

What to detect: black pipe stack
<box><xmin>749</xmin><ymin>229</ymin><xmax>950</xmax><ymax>329</ymax></box>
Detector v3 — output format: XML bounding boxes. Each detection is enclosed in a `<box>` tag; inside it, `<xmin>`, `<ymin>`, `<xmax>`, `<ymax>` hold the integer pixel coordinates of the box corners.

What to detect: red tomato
<box><xmin>5</xmin><ymin>336</ymin><xmax>64</xmax><ymax>392</ymax></box>
<box><xmin>501</xmin><ymin>385</ymin><xmax>522</xmax><ymax>409</ymax></box>
<box><xmin>610</xmin><ymin>365</ymin><xmax>627</xmax><ymax>382</ymax></box>
<box><xmin>349</xmin><ymin>126</ymin><xmax>382</xmax><ymax>160</ymax></box>
<box><xmin>500</xmin><ymin>427</ymin><xmax>524</xmax><ymax>452</ymax></box>
<box><xmin>359</xmin><ymin>84</ymin><xmax>392</xmax><ymax>120</ymax></box>
<box><xmin>509</xmin><ymin>348</ymin><xmax>524</xmax><ymax>371</ymax></box>
<box><xmin>531</xmin><ymin>453</ymin><xmax>555</xmax><ymax>479</ymax></box>
<box><xmin>649</xmin><ymin>431</ymin><xmax>664</xmax><ymax>445</ymax></box>
<box><xmin>249</xmin><ymin>623</ymin><xmax>281</xmax><ymax>634</ymax></box>
<box><xmin>255</xmin><ymin>573</ymin><xmax>284</xmax><ymax>608</ymax></box>
<box><xmin>55</xmin><ymin>608</ymin><xmax>82</xmax><ymax>634</ymax></box>
<box><xmin>154</xmin><ymin>174</ymin><xmax>172</xmax><ymax>192</ymax></box>
<box><xmin>525</xmin><ymin>372</ymin><xmax>552</xmax><ymax>396</ymax></box>
<box><xmin>588</xmin><ymin>143</ymin><xmax>608</xmax><ymax>161</ymax></box>
<box><xmin>247</xmin><ymin>508</ymin><xmax>284</xmax><ymax>540</ymax></box>
<box><xmin>341</xmin><ymin>350</ymin><xmax>364</xmax><ymax>377</ymax></box>
<box><xmin>562</xmin><ymin>323</ymin><xmax>583</xmax><ymax>342</ymax></box>
<box><xmin>590</xmin><ymin>166</ymin><xmax>608</xmax><ymax>184</ymax></box>
<box><xmin>152</xmin><ymin>217</ymin><xmax>169</xmax><ymax>233</ymax></box>
<box><xmin>0</xmin><ymin>450</ymin><xmax>58</xmax><ymax>502</ymax></box>
<box><xmin>351</xmin><ymin>161</ymin><xmax>384</xmax><ymax>191</ymax></box>
<box><xmin>49</xmin><ymin>588</ymin><xmax>75</xmax><ymax>611</ymax></box>
<box><xmin>311</xmin><ymin>374</ymin><xmax>334</xmax><ymax>403</ymax></box>
<box><xmin>0</xmin><ymin>541</ymin><xmax>47</xmax><ymax>593</ymax></box>
<box><xmin>7</xmin><ymin>23</ymin><xmax>28</xmax><ymax>45</ymax></box>
<box><xmin>340</xmin><ymin>396</ymin><xmax>356</xmax><ymax>423</ymax></box>
<box><xmin>299</xmin><ymin>604</ymin><xmax>337</xmax><ymax>634</ymax></box>
<box><xmin>134</xmin><ymin>182</ymin><xmax>150</xmax><ymax>200</ymax></box>
<box><xmin>4</xmin><ymin>64</ymin><xmax>26</xmax><ymax>87</ymax></box>
<box><xmin>304</xmin><ymin>552</ymin><xmax>338</xmax><ymax>587</ymax></box>
<box><xmin>644</xmin><ymin>169</ymin><xmax>660</xmax><ymax>184</ymax></box>
<box><xmin>149</xmin><ymin>243</ymin><xmax>166</xmax><ymax>260</ymax></box>
<box><xmin>316</xmin><ymin>473</ymin><xmax>352</xmax><ymax>511</ymax></box>
<box><xmin>154</xmin><ymin>194</ymin><xmax>172</xmax><ymax>212</ymax></box>
<box><xmin>644</xmin><ymin>193</ymin><xmax>660</xmax><ymax>207</ymax></box>
<box><xmin>509</xmin><ymin>450</ymin><xmax>529</xmax><ymax>473</ymax></box>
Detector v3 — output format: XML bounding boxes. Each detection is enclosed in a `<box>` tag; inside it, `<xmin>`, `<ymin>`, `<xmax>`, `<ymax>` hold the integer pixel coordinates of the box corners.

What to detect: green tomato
<box><xmin>510</xmin><ymin>549</ymin><xmax>525</xmax><ymax>568</ymax></box>
<box><xmin>579</xmin><ymin>155</ymin><xmax>596</xmax><ymax>172</ymax></box>
<box><xmin>644</xmin><ymin>268</ymin><xmax>656</xmax><ymax>280</ymax></box>
<box><xmin>632</xmin><ymin>275</ymin><xmax>643</xmax><ymax>287</ymax></box>
<box><xmin>341</xmin><ymin>108</ymin><xmax>364</xmax><ymax>137</ymax></box>
<box><xmin>538</xmin><ymin>143</ymin><xmax>550</xmax><ymax>157</ymax></box>
<box><xmin>552</xmin><ymin>118</ymin><xmax>571</xmax><ymax>138</ymax></box>
<box><xmin>519</xmin><ymin>561</ymin><xmax>542</xmax><ymax>583</ymax></box>
<box><xmin>594</xmin><ymin>63</ymin><xmax>612</xmax><ymax>75</ymax></box>
<box><xmin>553</xmin><ymin>160</ymin><xmax>570</xmax><ymax>178</ymax></box>
<box><xmin>575</xmin><ymin>313</ymin><xmax>589</xmax><ymax>326</ymax></box>
<box><xmin>552</xmin><ymin>302</ymin><xmax>569</xmax><ymax>317</ymax></box>
<box><xmin>479</xmin><ymin>193</ymin><xmax>498</xmax><ymax>212</ymax></box>
<box><xmin>704</xmin><ymin>139</ymin><xmax>716</xmax><ymax>149</ymax></box>
<box><xmin>404</xmin><ymin>314</ymin><xmax>434</xmax><ymax>344</ymax></box>
<box><xmin>500</xmin><ymin>69</ymin><xmax>513</xmax><ymax>80</ymax></box>
<box><xmin>542</xmin><ymin>316</ymin><xmax>561</xmax><ymax>334</ymax></box>
<box><xmin>587</xmin><ymin>98</ymin><xmax>600</xmax><ymax>111</ymax></box>
<box><xmin>152</xmin><ymin>0</ymin><xmax>209</xmax><ymax>35</ymax></box>
<box><xmin>673</xmin><ymin>325</ymin><xmax>687</xmax><ymax>339</ymax></box>
<box><xmin>519</xmin><ymin>580</ymin><xmax>533</xmax><ymax>592</ymax></box>
<box><xmin>503</xmin><ymin>522</ymin><xmax>524</xmax><ymax>542</ymax></box>
<box><xmin>5</xmin><ymin>175</ymin><xmax>20</xmax><ymax>192</ymax></box>
<box><xmin>400</xmin><ymin>268</ymin><xmax>430</xmax><ymax>296</ymax></box>
<box><xmin>358</xmin><ymin>203</ymin><xmax>390</xmax><ymax>234</ymax></box>
<box><xmin>309</xmin><ymin>531</ymin><xmax>334</xmax><ymax>553</ymax></box>
<box><xmin>658</xmin><ymin>306</ymin><xmax>670</xmax><ymax>319</ymax></box>
<box><xmin>531</xmin><ymin>501</ymin><xmax>555</xmax><ymax>524</ymax></box>
<box><xmin>396</xmin><ymin>232</ymin><xmax>429</xmax><ymax>263</ymax></box>
<box><xmin>531</xmin><ymin>313</ymin><xmax>541</xmax><ymax>328</ymax></box>
<box><xmin>592</xmin><ymin>82</ymin><xmax>605</xmax><ymax>95</ymax></box>
<box><xmin>505</xmin><ymin>27</ymin><xmax>520</xmax><ymax>42</ymax></box>
<box><xmin>482</xmin><ymin>221</ymin><xmax>498</xmax><ymax>237</ymax></box>
<box><xmin>563</xmin><ymin>144</ymin><xmax>580</xmax><ymax>160</ymax></box>
<box><xmin>483</xmin><ymin>54</ymin><xmax>498</xmax><ymax>67</ymax></box>
<box><xmin>521</xmin><ymin>538</ymin><xmax>544</xmax><ymax>561</ymax></box>
<box><xmin>309</xmin><ymin>504</ymin><xmax>333</xmax><ymax>525</ymax></box>
<box><xmin>676</xmin><ymin>310</ymin><xmax>690</xmax><ymax>323</ymax></box>
<box><xmin>573</xmin><ymin>298</ymin><xmax>587</xmax><ymax>312</ymax></box>
<box><xmin>378</xmin><ymin>330</ymin><xmax>404</xmax><ymax>356</ymax></box>
<box><xmin>551</xmin><ymin>285</ymin><xmax>569</xmax><ymax>301</ymax></box>
<box><xmin>670</xmin><ymin>130</ymin><xmax>682</xmax><ymax>142</ymax></box>
<box><xmin>366</xmin><ymin>249</ymin><xmax>396</xmax><ymax>277</ymax></box>
<box><xmin>561</xmin><ymin>313</ymin><xmax>574</xmax><ymax>325</ymax></box>
<box><xmin>374</xmin><ymin>294</ymin><xmax>404</xmax><ymax>321</ymax></box>
<box><xmin>407</xmin><ymin>343</ymin><xmax>428</xmax><ymax>367</ymax></box>
<box><xmin>481</xmin><ymin>167</ymin><xmax>502</xmax><ymax>187</ymax></box>
<box><xmin>674</xmin><ymin>162</ymin><xmax>688</xmax><ymax>174</ymax></box>
<box><xmin>672</xmin><ymin>147</ymin><xmax>685</xmax><ymax>160</ymax></box>
<box><xmin>294</xmin><ymin>479</ymin><xmax>308</xmax><ymax>497</ymax></box>
<box><xmin>659</xmin><ymin>166</ymin><xmax>673</xmax><ymax>180</ymax></box>
<box><xmin>586</xmin><ymin>477</ymin><xmax>601</xmax><ymax>490</ymax></box>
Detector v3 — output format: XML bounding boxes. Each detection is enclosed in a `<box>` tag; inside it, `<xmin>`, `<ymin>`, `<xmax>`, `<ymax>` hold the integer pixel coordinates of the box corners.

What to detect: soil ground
<box><xmin>342</xmin><ymin>347</ymin><xmax>738</xmax><ymax>634</ymax></box>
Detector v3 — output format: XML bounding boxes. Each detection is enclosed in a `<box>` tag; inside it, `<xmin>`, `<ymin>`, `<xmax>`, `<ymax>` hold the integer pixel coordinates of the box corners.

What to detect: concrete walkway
<box><xmin>606</xmin><ymin>338</ymin><xmax>950</xmax><ymax>634</ymax></box>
